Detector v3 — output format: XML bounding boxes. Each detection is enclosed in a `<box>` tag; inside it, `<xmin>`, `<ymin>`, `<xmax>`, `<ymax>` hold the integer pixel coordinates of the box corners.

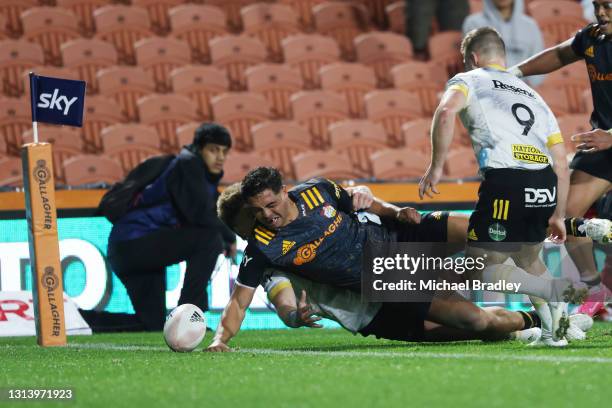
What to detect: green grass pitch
<box><xmin>1</xmin><ymin>323</ymin><xmax>611</xmax><ymax>408</ymax></box>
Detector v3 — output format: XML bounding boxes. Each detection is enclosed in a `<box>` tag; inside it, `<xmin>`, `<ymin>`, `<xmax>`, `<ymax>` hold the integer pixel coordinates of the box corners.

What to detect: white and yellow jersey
<box><xmin>447</xmin><ymin>65</ymin><xmax>563</xmax><ymax>172</ymax></box>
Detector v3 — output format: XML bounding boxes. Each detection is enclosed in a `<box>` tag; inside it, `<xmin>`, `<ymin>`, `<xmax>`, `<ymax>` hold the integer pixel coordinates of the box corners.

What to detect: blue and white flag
<box><xmin>29</xmin><ymin>73</ymin><xmax>86</xmax><ymax>127</ymax></box>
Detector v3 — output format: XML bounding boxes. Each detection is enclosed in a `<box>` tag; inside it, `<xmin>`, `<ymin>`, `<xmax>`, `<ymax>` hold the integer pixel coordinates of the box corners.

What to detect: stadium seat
<box><xmin>354</xmin><ymin>31</ymin><xmax>413</xmax><ymax>88</ymax></box>
<box><xmin>385</xmin><ymin>1</ymin><xmax>405</xmax><ymax>34</ymax></box>
<box><xmin>211</xmin><ymin>92</ymin><xmax>271</xmax><ymax>151</ymax></box>
<box><xmin>210</xmin><ymin>35</ymin><xmax>267</xmax><ymax>91</ymax></box>
<box><xmin>246</xmin><ymin>63</ymin><xmax>303</xmax><ymax>119</ymax></box>
<box><xmin>539</xmin><ymin>63</ymin><xmax>590</xmax><ymax>113</ymax></box>
<box><xmin>370</xmin><ymin>147</ymin><xmax>429</xmax><ymax>180</ymax></box>
<box><xmin>278</xmin><ymin>0</ymin><xmax>326</xmax><ymax>30</ymax></box>
<box><xmin>21</xmin><ymin>7</ymin><xmax>80</xmax><ymax>66</ymax></box>
<box><xmin>293</xmin><ymin>151</ymin><xmax>366</xmax><ymax>180</ymax></box>
<box><xmin>359</xmin><ymin>0</ymin><xmax>396</xmax><ymax>28</ymax></box>
<box><xmin>329</xmin><ymin>120</ymin><xmax>388</xmax><ymax>176</ymax></box>
<box><xmin>428</xmin><ymin>31</ymin><xmax>463</xmax><ymax>77</ymax></box>
<box><xmin>22</xmin><ymin>125</ymin><xmax>82</xmax><ymax>184</ymax></box>
<box><xmin>0</xmin><ymin>13</ymin><xmax>7</xmax><ymax>40</ymax></box>
<box><xmin>94</xmin><ymin>5</ymin><xmax>153</xmax><ymax>65</ymax></box>
<box><xmin>169</xmin><ymin>4</ymin><xmax>227</xmax><ymax>64</ymax></box>
<box><xmin>528</xmin><ymin>0</ymin><xmax>587</xmax><ymax>44</ymax></box>
<box><xmin>557</xmin><ymin>113</ymin><xmax>592</xmax><ymax>154</ymax></box>
<box><xmin>536</xmin><ymin>87</ymin><xmax>571</xmax><ymax>117</ymax></box>
<box><xmin>0</xmin><ymin>97</ymin><xmax>30</xmax><ymax>156</ymax></box>
<box><xmin>223</xmin><ymin>151</ymin><xmax>272</xmax><ymax>183</ymax></box>
<box><xmin>82</xmin><ymin>95</ymin><xmax>123</xmax><ymax>154</ymax></box>
<box><xmin>63</xmin><ymin>155</ymin><xmax>124</xmax><ymax>186</ymax></box>
<box><xmin>204</xmin><ymin>0</ymin><xmax>260</xmax><ymax>32</ymax></box>
<box><xmin>101</xmin><ymin>123</ymin><xmax>162</xmax><ymax>173</ymax></box>
<box><xmin>176</xmin><ymin>122</ymin><xmax>199</xmax><ymax>148</ymax></box>
<box><xmin>170</xmin><ymin>65</ymin><xmax>229</xmax><ymax>121</ymax></box>
<box><xmin>391</xmin><ymin>61</ymin><xmax>447</xmax><ymax>116</ymax></box>
<box><xmin>313</xmin><ymin>2</ymin><xmax>370</xmax><ymax>61</ymax></box>
<box><xmin>132</xmin><ymin>0</ymin><xmax>183</xmax><ymax>36</ymax></box>
<box><xmin>137</xmin><ymin>94</ymin><xmax>197</xmax><ymax>153</ymax></box>
<box><xmin>134</xmin><ymin>37</ymin><xmax>191</xmax><ymax>93</ymax></box>
<box><xmin>400</xmin><ymin>118</ymin><xmax>432</xmax><ymax>153</ymax></box>
<box><xmin>0</xmin><ymin>40</ymin><xmax>44</xmax><ymax>97</ymax></box>
<box><xmin>290</xmin><ymin>90</ymin><xmax>349</xmax><ymax>148</ymax></box>
<box><xmin>0</xmin><ymin>0</ymin><xmax>37</xmax><ymax>37</ymax></box>
<box><xmin>57</xmin><ymin>0</ymin><xmax>108</xmax><ymax>37</ymax></box>
<box><xmin>61</xmin><ymin>39</ymin><xmax>118</xmax><ymax>94</ymax></box>
<box><xmin>282</xmin><ymin>34</ymin><xmax>341</xmax><ymax>89</ymax></box>
<box><xmin>0</xmin><ymin>157</ymin><xmax>22</xmax><ymax>187</ymax></box>
<box><xmin>241</xmin><ymin>3</ymin><xmax>300</xmax><ymax>63</ymax></box>
<box><xmin>251</xmin><ymin>121</ymin><xmax>311</xmax><ymax>179</ymax></box>
<box><xmin>444</xmin><ymin>146</ymin><xmax>479</xmax><ymax>179</ymax></box>
<box><xmin>98</xmin><ymin>66</ymin><xmax>155</xmax><ymax>122</ymax></box>
<box><xmin>364</xmin><ymin>89</ymin><xmax>422</xmax><ymax>146</ymax></box>
<box><xmin>319</xmin><ymin>62</ymin><xmax>376</xmax><ymax>118</ymax></box>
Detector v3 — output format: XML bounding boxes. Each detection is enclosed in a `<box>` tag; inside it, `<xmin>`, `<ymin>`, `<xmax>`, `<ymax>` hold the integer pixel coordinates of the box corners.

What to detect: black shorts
<box><xmin>358</xmin><ymin>301</ymin><xmax>431</xmax><ymax>342</ymax></box>
<box><xmin>570</xmin><ymin>148</ymin><xmax>612</xmax><ymax>183</ymax></box>
<box><xmin>393</xmin><ymin>211</ymin><xmax>449</xmax><ymax>242</ymax></box>
<box><xmin>468</xmin><ymin>166</ymin><xmax>557</xmax><ymax>249</ymax></box>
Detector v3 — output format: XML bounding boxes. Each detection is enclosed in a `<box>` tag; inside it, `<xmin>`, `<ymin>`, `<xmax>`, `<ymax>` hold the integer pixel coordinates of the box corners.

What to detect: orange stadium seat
<box><xmin>290</xmin><ymin>90</ymin><xmax>349</xmax><ymax>148</ymax></box>
<box><xmin>210</xmin><ymin>35</ymin><xmax>268</xmax><ymax>91</ymax></box>
<box><xmin>246</xmin><ymin>64</ymin><xmax>303</xmax><ymax>119</ymax></box>
<box><xmin>0</xmin><ymin>40</ymin><xmax>44</xmax><ymax>97</ymax></box>
<box><xmin>359</xmin><ymin>0</ymin><xmax>397</xmax><ymax>28</ymax></box>
<box><xmin>444</xmin><ymin>146</ymin><xmax>479</xmax><ymax>179</ymax></box>
<box><xmin>370</xmin><ymin>147</ymin><xmax>429</xmax><ymax>180</ymax></box>
<box><xmin>400</xmin><ymin>118</ymin><xmax>433</xmax><ymax>153</ymax></box>
<box><xmin>57</xmin><ymin>0</ymin><xmax>108</xmax><ymax>37</ymax></box>
<box><xmin>211</xmin><ymin>92</ymin><xmax>271</xmax><ymax>151</ymax></box>
<box><xmin>169</xmin><ymin>4</ymin><xmax>227</xmax><ymax>64</ymax></box>
<box><xmin>82</xmin><ymin>95</ymin><xmax>123</xmax><ymax>153</ymax></box>
<box><xmin>557</xmin><ymin>113</ymin><xmax>592</xmax><ymax>154</ymax></box>
<box><xmin>329</xmin><ymin>120</ymin><xmax>388</xmax><ymax>176</ymax></box>
<box><xmin>22</xmin><ymin>125</ymin><xmax>82</xmax><ymax>184</ymax></box>
<box><xmin>354</xmin><ymin>31</ymin><xmax>413</xmax><ymax>88</ymax></box>
<box><xmin>313</xmin><ymin>2</ymin><xmax>370</xmax><ymax>61</ymax></box>
<box><xmin>391</xmin><ymin>61</ymin><xmax>447</xmax><ymax>116</ymax></box>
<box><xmin>386</xmin><ymin>1</ymin><xmax>405</xmax><ymax>35</ymax></box>
<box><xmin>223</xmin><ymin>151</ymin><xmax>272</xmax><ymax>183</ymax></box>
<box><xmin>0</xmin><ymin>97</ymin><xmax>30</xmax><ymax>156</ymax></box>
<box><xmin>98</xmin><ymin>66</ymin><xmax>155</xmax><ymax>122</ymax></box>
<box><xmin>101</xmin><ymin>123</ymin><xmax>162</xmax><ymax>173</ymax></box>
<box><xmin>282</xmin><ymin>34</ymin><xmax>341</xmax><ymax>89</ymax></box>
<box><xmin>428</xmin><ymin>31</ymin><xmax>463</xmax><ymax>77</ymax></box>
<box><xmin>134</xmin><ymin>37</ymin><xmax>191</xmax><ymax>93</ymax></box>
<box><xmin>293</xmin><ymin>151</ymin><xmax>366</xmax><ymax>180</ymax></box>
<box><xmin>528</xmin><ymin>0</ymin><xmax>587</xmax><ymax>44</ymax></box>
<box><xmin>364</xmin><ymin>89</ymin><xmax>422</xmax><ymax>146</ymax></box>
<box><xmin>176</xmin><ymin>122</ymin><xmax>199</xmax><ymax>148</ymax></box>
<box><xmin>319</xmin><ymin>62</ymin><xmax>376</xmax><ymax>118</ymax></box>
<box><xmin>279</xmin><ymin>0</ymin><xmax>326</xmax><ymax>30</ymax></box>
<box><xmin>251</xmin><ymin>121</ymin><xmax>311</xmax><ymax>179</ymax></box>
<box><xmin>21</xmin><ymin>7</ymin><xmax>80</xmax><ymax>66</ymax></box>
<box><xmin>0</xmin><ymin>157</ymin><xmax>22</xmax><ymax>187</ymax></box>
<box><xmin>539</xmin><ymin>63</ymin><xmax>590</xmax><ymax>113</ymax></box>
<box><xmin>94</xmin><ymin>5</ymin><xmax>153</xmax><ymax>65</ymax></box>
<box><xmin>170</xmin><ymin>65</ymin><xmax>229</xmax><ymax>121</ymax></box>
<box><xmin>241</xmin><ymin>3</ymin><xmax>300</xmax><ymax>63</ymax></box>
<box><xmin>0</xmin><ymin>0</ymin><xmax>37</xmax><ymax>37</ymax></box>
<box><xmin>132</xmin><ymin>0</ymin><xmax>183</xmax><ymax>36</ymax></box>
<box><xmin>63</xmin><ymin>155</ymin><xmax>124</xmax><ymax>186</ymax></box>
<box><xmin>205</xmin><ymin>0</ymin><xmax>261</xmax><ymax>32</ymax></box>
<box><xmin>0</xmin><ymin>13</ymin><xmax>7</xmax><ymax>40</ymax></box>
<box><xmin>137</xmin><ymin>94</ymin><xmax>197</xmax><ymax>153</ymax></box>
<box><xmin>536</xmin><ymin>86</ymin><xmax>571</xmax><ymax>117</ymax></box>
<box><xmin>61</xmin><ymin>39</ymin><xmax>118</xmax><ymax>94</ymax></box>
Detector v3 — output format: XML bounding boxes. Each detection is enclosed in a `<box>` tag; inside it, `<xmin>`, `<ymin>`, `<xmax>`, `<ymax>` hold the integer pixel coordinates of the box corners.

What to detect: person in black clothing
<box><xmin>106</xmin><ymin>123</ymin><xmax>234</xmax><ymax>331</ymax></box>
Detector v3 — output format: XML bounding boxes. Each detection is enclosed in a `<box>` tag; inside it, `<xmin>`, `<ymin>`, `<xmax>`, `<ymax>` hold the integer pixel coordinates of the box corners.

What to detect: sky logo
<box><xmin>30</xmin><ymin>73</ymin><xmax>86</xmax><ymax>127</ymax></box>
<box><xmin>37</xmin><ymin>89</ymin><xmax>79</xmax><ymax>116</ymax></box>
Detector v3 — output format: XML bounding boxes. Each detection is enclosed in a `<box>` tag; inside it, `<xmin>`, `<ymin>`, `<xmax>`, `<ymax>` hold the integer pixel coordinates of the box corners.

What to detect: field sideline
<box><xmin>1</xmin><ymin>324</ymin><xmax>611</xmax><ymax>408</ymax></box>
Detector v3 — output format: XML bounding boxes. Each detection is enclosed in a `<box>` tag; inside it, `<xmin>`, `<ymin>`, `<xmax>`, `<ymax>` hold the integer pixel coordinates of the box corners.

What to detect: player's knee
<box><xmin>460</xmin><ymin>311</ymin><xmax>490</xmax><ymax>332</ymax></box>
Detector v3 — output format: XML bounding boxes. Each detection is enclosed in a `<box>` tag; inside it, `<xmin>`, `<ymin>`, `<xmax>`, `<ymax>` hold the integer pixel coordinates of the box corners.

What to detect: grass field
<box><xmin>1</xmin><ymin>323</ymin><xmax>611</xmax><ymax>408</ymax></box>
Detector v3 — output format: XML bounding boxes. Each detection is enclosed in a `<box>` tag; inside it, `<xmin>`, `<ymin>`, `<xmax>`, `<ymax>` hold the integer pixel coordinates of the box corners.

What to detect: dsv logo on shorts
<box><xmin>37</xmin><ymin>88</ymin><xmax>79</xmax><ymax>116</ymax></box>
<box><xmin>524</xmin><ymin>187</ymin><xmax>556</xmax><ymax>207</ymax></box>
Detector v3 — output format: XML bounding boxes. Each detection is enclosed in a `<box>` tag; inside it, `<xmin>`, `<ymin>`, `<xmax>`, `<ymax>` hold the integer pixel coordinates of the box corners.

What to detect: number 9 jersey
<box><xmin>447</xmin><ymin>65</ymin><xmax>564</xmax><ymax>173</ymax></box>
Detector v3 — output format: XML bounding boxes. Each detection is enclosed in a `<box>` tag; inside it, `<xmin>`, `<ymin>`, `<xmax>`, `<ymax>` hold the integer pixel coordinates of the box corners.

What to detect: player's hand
<box><xmin>205</xmin><ymin>340</ymin><xmax>232</xmax><ymax>352</ymax></box>
<box><xmin>347</xmin><ymin>185</ymin><xmax>374</xmax><ymax>210</ymax></box>
<box><xmin>547</xmin><ymin>216</ymin><xmax>566</xmax><ymax>244</ymax></box>
<box><xmin>396</xmin><ymin>207</ymin><xmax>421</xmax><ymax>224</ymax></box>
<box><xmin>571</xmin><ymin>129</ymin><xmax>612</xmax><ymax>153</ymax></box>
<box><xmin>296</xmin><ymin>290</ymin><xmax>323</xmax><ymax>328</ymax></box>
<box><xmin>418</xmin><ymin>166</ymin><xmax>443</xmax><ymax>199</ymax></box>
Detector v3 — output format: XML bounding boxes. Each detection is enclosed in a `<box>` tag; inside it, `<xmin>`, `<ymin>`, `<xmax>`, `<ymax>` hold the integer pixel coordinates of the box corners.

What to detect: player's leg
<box><xmin>446</xmin><ymin>212</ymin><xmax>469</xmax><ymax>243</ymax></box>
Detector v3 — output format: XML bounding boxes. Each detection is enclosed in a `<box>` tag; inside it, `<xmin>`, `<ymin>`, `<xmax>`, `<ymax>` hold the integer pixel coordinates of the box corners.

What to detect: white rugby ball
<box><xmin>163</xmin><ymin>304</ymin><xmax>207</xmax><ymax>352</ymax></box>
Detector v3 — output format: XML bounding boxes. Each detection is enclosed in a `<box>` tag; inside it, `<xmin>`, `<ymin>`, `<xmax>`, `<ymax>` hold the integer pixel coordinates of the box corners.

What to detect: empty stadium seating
<box><xmin>364</xmin><ymin>89</ymin><xmax>422</xmax><ymax>146</ymax></box>
<box><xmin>101</xmin><ymin>123</ymin><xmax>162</xmax><ymax>172</ymax></box>
<box><xmin>354</xmin><ymin>31</ymin><xmax>413</xmax><ymax>88</ymax></box>
<box><xmin>370</xmin><ymin>148</ymin><xmax>429</xmax><ymax>180</ymax></box>
<box><xmin>223</xmin><ymin>151</ymin><xmax>272</xmax><ymax>183</ymax></box>
<box><xmin>0</xmin><ymin>40</ymin><xmax>44</xmax><ymax>97</ymax></box>
<box><xmin>0</xmin><ymin>156</ymin><xmax>22</xmax><ymax>187</ymax></box>
<box><xmin>528</xmin><ymin>0</ymin><xmax>587</xmax><ymax>45</ymax></box>
<box><xmin>63</xmin><ymin>154</ymin><xmax>124</xmax><ymax>185</ymax></box>
<box><xmin>246</xmin><ymin>63</ymin><xmax>303</xmax><ymax>119</ymax></box>
<box><xmin>319</xmin><ymin>62</ymin><xmax>376</xmax><ymax>118</ymax></box>
<box><xmin>391</xmin><ymin>61</ymin><xmax>446</xmax><ymax>116</ymax></box>
<box><xmin>60</xmin><ymin>38</ymin><xmax>118</xmax><ymax>94</ymax></box>
<box><xmin>57</xmin><ymin>0</ymin><xmax>108</xmax><ymax>37</ymax></box>
<box><xmin>282</xmin><ymin>34</ymin><xmax>341</xmax><ymax>89</ymax></box>
<box><xmin>134</xmin><ymin>36</ymin><xmax>191</xmax><ymax>93</ymax></box>
<box><xmin>291</xmin><ymin>90</ymin><xmax>349</xmax><ymax>148</ymax></box>
<box><xmin>132</xmin><ymin>0</ymin><xmax>183</xmax><ymax>36</ymax></box>
<box><xmin>98</xmin><ymin>66</ymin><xmax>155</xmax><ymax>122</ymax></box>
<box><xmin>293</xmin><ymin>151</ymin><xmax>366</xmax><ymax>180</ymax></box>
<box><xmin>82</xmin><ymin>95</ymin><xmax>123</xmax><ymax>153</ymax></box>
<box><xmin>170</xmin><ymin>65</ymin><xmax>229</xmax><ymax>121</ymax></box>
<box><xmin>210</xmin><ymin>35</ymin><xmax>268</xmax><ymax>91</ymax></box>
<box><xmin>0</xmin><ymin>97</ymin><xmax>30</xmax><ymax>156</ymax></box>
<box><xmin>313</xmin><ymin>2</ymin><xmax>369</xmax><ymax>61</ymax></box>
<box><xmin>329</xmin><ymin>120</ymin><xmax>388</xmax><ymax>176</ymax></box>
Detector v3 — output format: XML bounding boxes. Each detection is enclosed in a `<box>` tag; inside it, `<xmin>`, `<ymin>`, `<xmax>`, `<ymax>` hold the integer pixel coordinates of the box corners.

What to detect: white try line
<box><xmin>49</xmin><ymin>343</ymin><xmax>612</xmax><ymax>364</ymax></box>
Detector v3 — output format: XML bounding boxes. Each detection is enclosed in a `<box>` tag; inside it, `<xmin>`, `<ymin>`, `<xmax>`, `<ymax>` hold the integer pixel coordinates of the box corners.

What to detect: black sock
<box><xmin>582</xmin><ymin>275</ymin><xmax>601</xmax><ymax>287</ymax></box>
<box><xmin>519</xmin><ymin>310</ymin><xmax>541</xmax><ymax>329</ymax></box>
<box><xmin>565</xmin><ymin>217</ymin><xmax>587</xmax><ymax>237</ymax></box>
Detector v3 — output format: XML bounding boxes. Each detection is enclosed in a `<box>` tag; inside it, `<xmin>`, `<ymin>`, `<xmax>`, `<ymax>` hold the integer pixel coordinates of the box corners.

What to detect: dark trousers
<box><xmin>107</xmin><ymin>227</ymin><xmax>223</xmax><ymax>331</ymax></box>
<box><xmin>405</xmin><ymin>0</ymin><xmax>469</xmax><ymax>51</ymax></box>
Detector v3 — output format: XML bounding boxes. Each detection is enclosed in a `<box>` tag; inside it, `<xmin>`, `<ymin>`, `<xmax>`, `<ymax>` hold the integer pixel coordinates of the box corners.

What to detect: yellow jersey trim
<box><xmin>546</xmin><ymin>132</ymin><xmax>564</xmax><ymax>148</ymax></box>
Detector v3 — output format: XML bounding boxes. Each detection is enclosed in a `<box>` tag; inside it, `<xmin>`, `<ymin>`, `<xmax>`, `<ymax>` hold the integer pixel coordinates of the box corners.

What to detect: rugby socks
<box><xmin>482</xmin><ymin>264</ymin><xmax>557</xmax><ymax>300</ymax></box>
<box><xmin>519</xmin><ymin>309</ymin><xmax>541</xmax><ymax>329</ymax></box>
<box><xmin>565</xmin><ymin>217</ymin><xmax>587</xmax><ymax>237</ymax></box>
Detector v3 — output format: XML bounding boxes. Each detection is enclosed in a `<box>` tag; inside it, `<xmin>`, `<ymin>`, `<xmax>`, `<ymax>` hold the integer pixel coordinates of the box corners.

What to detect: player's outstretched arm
<box><xmin>270</xmin><ymin>287</ymin><xmax>322</xmax><ymax>329</ymax></box>
<box><xmin>510</xmin><ymin>39</ymin><xmax>580</xmax><ymax>78</ymax></box>
<box><xmin>206</xmin><ymin>284</ymin><xmax>255</xmax><ymax>352</ymax></box>
<box><xmin>548</xmin><ymin>143</ymin><xmax>570</xmax><ymax>243</ymax></box>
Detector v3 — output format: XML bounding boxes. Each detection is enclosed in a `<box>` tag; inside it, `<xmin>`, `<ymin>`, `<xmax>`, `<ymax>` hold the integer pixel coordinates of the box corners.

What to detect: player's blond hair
<box><xmin>461</xmin><ymin>27</ymin><xmax>506</xmax><ymax>61</ymax></box>
<box><xmin>217</xmin><ymin>182</ymin><xmax>245</xmax><ymax>231</ymax></box>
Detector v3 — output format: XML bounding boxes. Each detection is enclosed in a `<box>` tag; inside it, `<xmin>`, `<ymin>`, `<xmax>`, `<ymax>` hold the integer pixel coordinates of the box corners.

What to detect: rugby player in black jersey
<box><xmin>510</xmin><ymin>0</ymin><xmax>612</xmax><ymax>316</ymax></box>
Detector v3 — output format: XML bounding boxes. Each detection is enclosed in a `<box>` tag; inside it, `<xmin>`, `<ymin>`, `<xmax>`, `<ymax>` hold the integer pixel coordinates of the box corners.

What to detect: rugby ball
<box><xmin>163</xmin><ymin>304</ymin><xmax>207</xmax><ymax>352</ymax></box>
